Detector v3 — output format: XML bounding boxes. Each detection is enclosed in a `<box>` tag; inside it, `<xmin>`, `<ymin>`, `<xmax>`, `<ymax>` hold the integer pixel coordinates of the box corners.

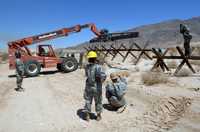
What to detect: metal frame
<box><xmin>84</xmin><ymin>41</ymin><xmax>152</xmax><ymax>64</ymax></box>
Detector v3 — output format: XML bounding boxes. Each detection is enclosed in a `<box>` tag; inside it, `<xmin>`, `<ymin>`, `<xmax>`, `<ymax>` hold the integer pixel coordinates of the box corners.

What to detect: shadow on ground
<box><xmin>8</xmin><ymin>70</ymin><xmax>60</xmax><ymax>78</ymax></box>
<box><xmin>103</xmin><ymin>104</ymin><xmax>118</xmax><ymax>111</ymax></box>
<box><xmin>39</xmin><ymin>70</ymin><xmax>59</xmax><ymax>75</ymax></box>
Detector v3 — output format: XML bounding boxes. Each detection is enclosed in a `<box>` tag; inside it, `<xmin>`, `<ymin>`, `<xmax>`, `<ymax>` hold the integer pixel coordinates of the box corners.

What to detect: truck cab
<box><xmin>9</xmin><ymin>44</ymin><xmax>78</xmax><ymax>77</ymax></box>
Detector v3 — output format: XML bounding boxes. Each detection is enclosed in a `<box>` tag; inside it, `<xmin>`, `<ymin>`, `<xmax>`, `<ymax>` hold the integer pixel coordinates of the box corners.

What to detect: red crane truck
<box><xmin>8</xmin><ymin>23</ymin><xmax>102</xmax><ymax>77</ymax></box>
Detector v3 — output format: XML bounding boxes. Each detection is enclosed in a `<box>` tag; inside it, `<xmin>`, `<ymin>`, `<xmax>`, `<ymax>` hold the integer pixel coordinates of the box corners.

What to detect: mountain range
<box><xmin>60</xmin><ymin>16</ymin><xmax>200</xmax><ymax>53</ymax></box>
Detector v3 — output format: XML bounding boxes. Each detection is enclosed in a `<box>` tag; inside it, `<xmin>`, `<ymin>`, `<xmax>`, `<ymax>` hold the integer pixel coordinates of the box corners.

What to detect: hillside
<box><xmin>60</xmin><ymin>16</ymin><xmax>200</xmax><ymax>53</ymax></box>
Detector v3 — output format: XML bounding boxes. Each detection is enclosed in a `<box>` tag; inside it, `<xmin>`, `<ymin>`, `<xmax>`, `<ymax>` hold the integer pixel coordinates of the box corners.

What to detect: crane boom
<box><xmin>8</xmin><ymin>23</ymin><xmax>101</xmax><ymax>48</ymax></box>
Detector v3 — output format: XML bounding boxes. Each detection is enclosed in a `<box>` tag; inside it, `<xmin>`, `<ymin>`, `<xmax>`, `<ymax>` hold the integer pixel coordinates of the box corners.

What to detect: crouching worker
<box><xmin>84</xmin><ymin>51</ymin><xmax>106</xmax><ymax>121</ymax></box>
<box><xmin>105</xmin><ymin>72</ymin><xmax>128</xmax><ymax>113</ymax></box>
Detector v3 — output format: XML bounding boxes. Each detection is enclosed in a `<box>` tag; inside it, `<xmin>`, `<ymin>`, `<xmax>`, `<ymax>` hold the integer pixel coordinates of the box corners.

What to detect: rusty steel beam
<box><xmin>121</xmin><ymin>44</ymin><xmax>137</xmax><ymax>62</ymax></box>
<box><xmin>134</xmin><ymin>42</ymin><xmax>152</xmax><ymax>64</ymax></box>
<box><xmin>174</xmin><ymin>46</ymin><xmax>195</xmax><ymax>74</ymax></box>
<box><xmin>153</xmin><ymin>55</ymin><xmax>200</xmax><ymax>60</ymax></box>
<box><xmin>151</xmin><ymin>48</ymin><xmax>170</xmax><ymax>72</ymax></box>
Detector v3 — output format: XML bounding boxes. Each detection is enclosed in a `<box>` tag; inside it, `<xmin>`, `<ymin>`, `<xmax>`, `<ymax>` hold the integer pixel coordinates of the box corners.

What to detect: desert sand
<box><xmin>0</xmin><ymin>57</ymin><xmax>200</xmax><ymax>132</ymax></box>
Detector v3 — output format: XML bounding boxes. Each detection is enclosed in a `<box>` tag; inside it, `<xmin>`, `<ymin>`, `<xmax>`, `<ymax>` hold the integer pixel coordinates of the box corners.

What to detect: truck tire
<box><xmin>24</xmin><ymin>60</ymin><xmax>41</xmax><ymax>77</ymax></box>
<box><xmin>60</xmin><ymin>57</ymin><xmax>78</xmax><ymax>73</ymax></box>
<box><xmin>57</xmin><ymin>64</ymin><xmax>62</xmax><ymax>71</ymax></box>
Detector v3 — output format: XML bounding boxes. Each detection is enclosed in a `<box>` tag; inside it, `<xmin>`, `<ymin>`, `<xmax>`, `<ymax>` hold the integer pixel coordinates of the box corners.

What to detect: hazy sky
<box><xmin>0</xmin><ymin>0</ymin><xmax>199</xmax><ymax>50</ymax></box>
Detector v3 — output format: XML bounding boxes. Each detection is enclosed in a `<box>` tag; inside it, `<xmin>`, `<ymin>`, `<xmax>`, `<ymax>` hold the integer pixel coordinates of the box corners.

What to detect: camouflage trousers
<box><xmin>16</xmin><ymin>71</ymin><xmax>23</xmax><ymax>88</ymax></box>
<box><xmin>108</xmin><ymin>96</ymin><xmax>126</xmax><ymax>108</ymax></box>
<box><xmin>106</xmin><ymin>91</ymin><xmax>126</xmax><ymax>108</ymax></box>
<box><xmin>84</xmin><ymin>86</ymin><xmax>102</xmax><ymax>114</ymax></box>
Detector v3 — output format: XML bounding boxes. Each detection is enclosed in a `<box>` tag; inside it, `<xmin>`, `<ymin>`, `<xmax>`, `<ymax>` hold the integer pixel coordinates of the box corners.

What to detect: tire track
<box><xmin>137</xmin><ymin>97</ymin><xmax>192</xmax><ymax>132</ymax></box>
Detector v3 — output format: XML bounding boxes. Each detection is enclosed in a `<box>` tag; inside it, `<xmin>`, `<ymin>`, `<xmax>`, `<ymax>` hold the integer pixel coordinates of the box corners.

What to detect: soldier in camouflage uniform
<box><xmin>105</xmin><ymin>72</ymin><xmax>127</xmax><ymax>113</ymax></box>
<box><xmin>84</xmin><ymin>51</ymin><xmax>106</xmax><ymax>121</ymax></box>
<box><xmin>15</xmin><ymin>50</ymin><xmax>25</xmax><ymax>92</ymax></box>
<box><xmin>180</xmin><ymin>24</ymin><xmax>192</xmax><ymax>57</ymax></box>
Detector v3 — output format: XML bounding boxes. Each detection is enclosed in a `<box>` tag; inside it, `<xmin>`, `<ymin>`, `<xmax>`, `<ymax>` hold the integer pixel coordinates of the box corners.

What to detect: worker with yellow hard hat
<box><xmin>83</xmin><ymin>51</ymin><xmax>106</xmax><ymax>121</ymax></box>
<box><xmin>86</xmin><ymin>51</ymin><xmax>97</xmax><ymax>59</ymax></box>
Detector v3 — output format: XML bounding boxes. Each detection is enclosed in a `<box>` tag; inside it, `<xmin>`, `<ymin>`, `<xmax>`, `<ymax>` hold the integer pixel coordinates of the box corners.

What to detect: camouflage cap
<box><xmin>110</xmin><ymin>72</ymin><xmax>118</xmax><ymax>80</ymax></box>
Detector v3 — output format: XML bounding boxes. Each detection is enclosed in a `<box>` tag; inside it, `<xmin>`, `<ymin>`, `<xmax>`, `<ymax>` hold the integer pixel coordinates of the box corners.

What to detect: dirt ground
<box><xmin>0</xmin><ymin>58</ymin><xmax>200</xmax><ymax>132</ymax></box>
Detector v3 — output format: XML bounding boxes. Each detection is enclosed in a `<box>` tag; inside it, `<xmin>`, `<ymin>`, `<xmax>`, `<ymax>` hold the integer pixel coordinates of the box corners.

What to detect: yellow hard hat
<box><xmin>110</xmin><ymin>73</ymin><xmax>118</xmax><ymax>80</ymax></box>
<box><xmin>87</xmin><ymin>51</ymin><xmax>97</xmax><ymax>59</ymax></box>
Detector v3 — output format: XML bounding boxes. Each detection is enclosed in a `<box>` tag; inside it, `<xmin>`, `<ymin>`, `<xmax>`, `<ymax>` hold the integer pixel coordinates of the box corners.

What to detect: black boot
<box><xmin>15</xmin><ymin>87</ymin><xmax>24</xmax><ymax>92</ymax></box>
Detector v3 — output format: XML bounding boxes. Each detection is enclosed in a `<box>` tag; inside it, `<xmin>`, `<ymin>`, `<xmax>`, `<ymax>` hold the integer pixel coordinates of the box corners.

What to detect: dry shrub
<box><xmin>175</xmin><ymin>68</ymin><xmax>192</xmax><ymax>77</ymax></box>
<box><xmin>191</xmin><ymin>47</ymin><xmax>200</xmax><ymax>56</ymax></box>
<box><xmin>142</xmin><ymin>71</ymin><xmax>168</xmax><ymax>86</ymax></box>
<box><xmin>168</xmin><ymin>48</ymin><xmax>178</xmax><ymax>56</ymax></box>
<box><xmin>1</xmin><ymin>53</ymin><xmax>8</xmax><ymax>62</ymax></box>
<box><xmin>167</xmin><ymin>60</ymin><xmax>177</xmax><ymax>69</ymax></box>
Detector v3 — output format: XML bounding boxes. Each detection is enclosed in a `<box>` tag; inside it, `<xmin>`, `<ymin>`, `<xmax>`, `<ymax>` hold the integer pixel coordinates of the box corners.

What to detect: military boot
<box><xmin>85</xmin><ymin>112</ymin><xmax>90</xmax><ymax>122</ymax></box>
<box><xmin>15</xmin><ymin>87</ymin><xmax>24</xmax><ymax>92</ymax></box>
<box><xmin>96</xmin><ymin>113</ymin><xmax>102</xmax><ymax>121</ymax></box>
<box><xmin>18</xmin><ymin>87</ymin><xmax>25</xmax><ymax>92</ymax></box>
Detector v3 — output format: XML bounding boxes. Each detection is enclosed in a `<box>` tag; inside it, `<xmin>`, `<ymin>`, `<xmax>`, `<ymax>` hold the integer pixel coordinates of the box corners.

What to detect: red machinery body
<box><xmin>8</xmin><ymin>45</ymin><xmax>60</xmax><ymax>69</ymax></box>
